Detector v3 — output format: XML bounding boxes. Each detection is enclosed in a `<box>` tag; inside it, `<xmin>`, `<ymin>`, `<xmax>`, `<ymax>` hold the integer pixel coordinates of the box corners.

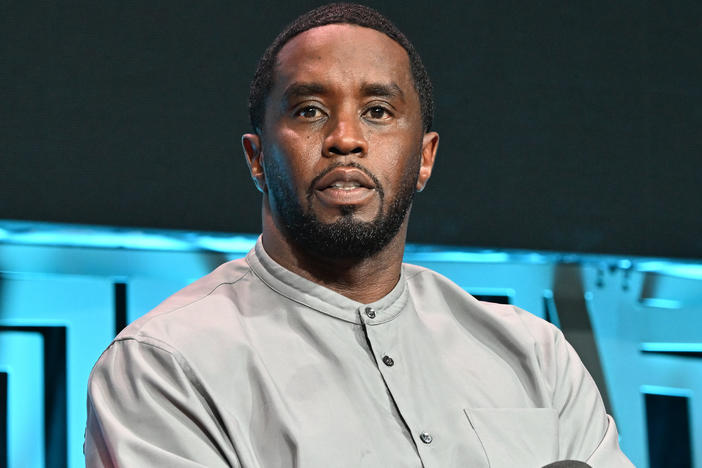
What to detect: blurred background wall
<box><xmin>1</xmin><ymin>1</ymin><xmax>701</xmax><ymax>467</ymax></box>
<box><xmin>2</xmin><ymin>0</ymin><xmax>700</xmax><ymax>257</ymax></box>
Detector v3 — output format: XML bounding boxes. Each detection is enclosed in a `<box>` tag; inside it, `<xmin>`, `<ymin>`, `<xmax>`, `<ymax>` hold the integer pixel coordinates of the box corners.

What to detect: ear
<box><xmin>242</xmin><ymin>133</ymin><xmax>266</xmax><ymax>193</ymax></box>
<box><xmin>416</xmin><ymin>131</ymin><xmax>439</xmax><ymax>192</ymax></box>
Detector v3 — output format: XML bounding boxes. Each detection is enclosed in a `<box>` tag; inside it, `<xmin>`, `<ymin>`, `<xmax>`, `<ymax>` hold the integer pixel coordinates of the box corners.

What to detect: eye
<box><xmin>295</xmin><ymin>105</ymin><xmax>325</xmax><ymax>120</ymax></box>
<box><xmin>364</xmin><ymin>105</ymin><xmax>393</xmax><ymax>121</ymax></box>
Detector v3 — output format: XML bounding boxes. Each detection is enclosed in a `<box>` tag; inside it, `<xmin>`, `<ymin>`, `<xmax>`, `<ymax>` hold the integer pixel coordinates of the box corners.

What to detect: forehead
<box><xmin>273</xmin><ymin>24</ymin><xmax>413</xmax><ymax>93</ymax></box>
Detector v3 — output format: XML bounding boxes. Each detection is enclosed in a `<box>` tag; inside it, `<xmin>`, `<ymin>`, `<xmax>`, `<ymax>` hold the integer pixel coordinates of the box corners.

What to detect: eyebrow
<box><xmin>281</xmin><ymin>81</ymin><xmax>405</xmax><ymax>102</ymax></box>
<box><xmin>360</xmin><ymin>82</ymin><xmax>405</xmax><ymax>100</ymax></box>
<box><xmin>282</xmin><ymin>82</ymin><xmax>328</xmax><ymax>102</ymax></box>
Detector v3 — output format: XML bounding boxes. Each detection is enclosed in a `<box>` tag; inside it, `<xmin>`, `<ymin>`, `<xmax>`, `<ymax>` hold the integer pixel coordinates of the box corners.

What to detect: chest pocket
<box><xmin>464</xmin><ymin>407</ymin><xmax>559</xmax><ymax>468</ymax></box>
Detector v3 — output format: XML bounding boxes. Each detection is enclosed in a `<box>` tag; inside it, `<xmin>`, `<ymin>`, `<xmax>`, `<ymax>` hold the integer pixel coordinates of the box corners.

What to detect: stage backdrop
<box><xmin>2</xmin><ymin>1</ymin><xmax>700</xmax><ymax>258</ymax></box>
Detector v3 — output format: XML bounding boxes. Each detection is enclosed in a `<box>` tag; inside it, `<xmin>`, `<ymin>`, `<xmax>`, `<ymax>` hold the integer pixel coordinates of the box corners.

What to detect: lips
<box><xmin>313</xmin><ymin>167</ymin><xmax>376</xmax><ymax>191</ymax></box>
<box><xmin>312</xmin><ymin>166</ymin><xmax>378</xmax><ymax>207</ymax></box>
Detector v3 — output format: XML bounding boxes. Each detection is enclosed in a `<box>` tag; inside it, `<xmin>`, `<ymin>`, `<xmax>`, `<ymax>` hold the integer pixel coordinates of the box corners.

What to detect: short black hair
<box><xmin>248</xmin><ymin>3</ymin><xmax>434</xmax><ymax>133</ymax></box>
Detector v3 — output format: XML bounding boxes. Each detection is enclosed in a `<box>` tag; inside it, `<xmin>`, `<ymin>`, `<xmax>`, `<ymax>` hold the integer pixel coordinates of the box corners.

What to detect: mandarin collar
<box><xmin>245</xmin><ymin>237</ymin><xmax>408</xmax><ymax>324</ymax></box>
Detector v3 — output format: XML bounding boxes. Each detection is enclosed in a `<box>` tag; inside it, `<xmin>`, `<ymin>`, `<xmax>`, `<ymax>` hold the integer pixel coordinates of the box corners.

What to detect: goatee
<box><xmin>266</xmin><ymin>160</ymin><xmax>418</xmax><ymax>259</ymax></box>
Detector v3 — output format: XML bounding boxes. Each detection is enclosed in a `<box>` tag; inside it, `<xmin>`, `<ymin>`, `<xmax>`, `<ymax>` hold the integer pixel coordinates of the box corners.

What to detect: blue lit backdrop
<box><xmin>1</xmin><ymin>220</ymin><xmax>701</xmax><ymax>468</ymax></box>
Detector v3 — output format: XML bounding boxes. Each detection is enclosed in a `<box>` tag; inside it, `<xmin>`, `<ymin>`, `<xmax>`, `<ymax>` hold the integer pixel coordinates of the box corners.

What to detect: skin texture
<box><xmin>242</xmin><ymin>24</ymin><xmax>439</xmax><ymax>303</ymax></box>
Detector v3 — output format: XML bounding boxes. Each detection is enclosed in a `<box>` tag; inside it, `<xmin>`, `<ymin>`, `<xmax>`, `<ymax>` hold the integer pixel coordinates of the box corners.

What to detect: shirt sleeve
<box><xmin>84</xmin><ymin>338</ymin><xmax>239</xmax><ymax>468</ymax></box>
<box><xmin>519</xmin><ymin>309</ymin><xmax>635</xmax><ymax>467</ymax></box>
<box><xmin>586</xmin><ymin>415</ymin><xmax>636</xmax><ymax>467</ymax></box>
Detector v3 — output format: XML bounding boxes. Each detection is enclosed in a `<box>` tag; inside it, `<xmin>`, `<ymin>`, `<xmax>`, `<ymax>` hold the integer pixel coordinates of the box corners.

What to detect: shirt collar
<box><xmin>245</xmin><ymin>237</ymin><xmax>408</xmax><ymax>325</ymax></box>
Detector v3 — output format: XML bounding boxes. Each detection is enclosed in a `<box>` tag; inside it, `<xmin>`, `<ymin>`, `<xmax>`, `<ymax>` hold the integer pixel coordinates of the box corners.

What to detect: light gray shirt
<box><xmin>85</xmin><ymin>238</ymin><xmax>634</xmax><ymax>467</ymax></box>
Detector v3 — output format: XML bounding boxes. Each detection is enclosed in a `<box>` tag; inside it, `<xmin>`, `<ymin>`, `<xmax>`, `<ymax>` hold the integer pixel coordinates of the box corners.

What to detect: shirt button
<box><xmin>419</xmin><ymin>432</ymin><xmax>433</xmax><ymax>444</ymax></box>
<box><xmin>365</xmin><ymin>307</ymin><xmax>376</xmax><ymax>319</ymax></box>
<box><xmin>382</xmin><ymin>355</ymin><xmax>394</xmax><ymax>366</ymax></box>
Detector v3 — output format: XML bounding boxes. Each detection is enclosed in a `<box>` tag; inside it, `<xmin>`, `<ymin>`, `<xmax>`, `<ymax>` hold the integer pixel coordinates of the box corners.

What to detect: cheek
<box><xmin>266</xmin><ymin>130</ymin><xmax>322</xmax><ymax>188</ymax></box>
<box><xmin>277</xmin><ymin>127</ymin><xmax>322</xmax><ymax>159</ymax></box>
<box><xmin>369</xmin><ymin>133</ymin><xmax>421</xmax><ymax>185</ymax></box>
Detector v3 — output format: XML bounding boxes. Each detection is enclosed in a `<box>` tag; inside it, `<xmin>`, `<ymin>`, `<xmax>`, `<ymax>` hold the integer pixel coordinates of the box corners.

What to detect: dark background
<box><xmin>2</xmin><ymin>1</ymin><xmax>700</xmax><ymax>258</ymax></box>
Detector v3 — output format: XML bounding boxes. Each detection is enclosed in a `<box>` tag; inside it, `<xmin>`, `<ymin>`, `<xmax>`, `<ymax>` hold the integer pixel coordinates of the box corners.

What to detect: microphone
<box><xmin>542</xmin><ymin>461</ymin><xmax>592</xmax><ymax>468</ymax></box>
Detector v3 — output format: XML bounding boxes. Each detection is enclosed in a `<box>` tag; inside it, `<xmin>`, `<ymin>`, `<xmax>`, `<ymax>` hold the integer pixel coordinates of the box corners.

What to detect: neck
<box><xmin>261</xmin><ymin>210</ymin><xmax>408</xmax><ymax>304</ymax></box>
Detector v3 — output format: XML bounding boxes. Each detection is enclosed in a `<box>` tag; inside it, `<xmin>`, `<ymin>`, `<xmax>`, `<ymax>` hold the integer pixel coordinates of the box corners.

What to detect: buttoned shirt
<box><xmin>85</xmin><ymin>238</ymin><xmax>634</xmax><ymax>467</ymax></box>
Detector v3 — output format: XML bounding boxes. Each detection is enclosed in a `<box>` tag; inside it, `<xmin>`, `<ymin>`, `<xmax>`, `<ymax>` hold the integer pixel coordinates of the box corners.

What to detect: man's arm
<box><xmin>516</xmin><ymin>308</ymin><xmax>634</xmax><ymax>467</ymax></box>
<box><xmin>85</xmin><ymin>338</ymin><xmax>238</xmax><ymax>467</ymax></box>
<box><xmin>545</xmin><ymin>323</ymin><xmax>634</xmax><ymax>467</ymax></box>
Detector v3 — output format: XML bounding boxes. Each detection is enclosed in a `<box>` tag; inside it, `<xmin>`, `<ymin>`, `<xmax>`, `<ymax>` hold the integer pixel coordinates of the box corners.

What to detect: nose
<box><xmin>323</xmin><ymin>111</ymin><xmax>367</xmax><ymax>158</ymax></box>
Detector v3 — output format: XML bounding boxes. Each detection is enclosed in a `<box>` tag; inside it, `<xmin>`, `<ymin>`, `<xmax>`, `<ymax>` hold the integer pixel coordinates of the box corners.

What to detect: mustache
<box><xmin>307</xmin><ymin>162</ymin><xmax>385</xmax><ymax>198</ymax></box>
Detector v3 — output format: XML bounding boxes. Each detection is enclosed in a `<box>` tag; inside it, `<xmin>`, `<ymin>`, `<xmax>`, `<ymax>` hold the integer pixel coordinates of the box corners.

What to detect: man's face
<box><xmin>244</xmin><ymin>24</ymin><xmax>438</xmax><ymax>259</ymax></box>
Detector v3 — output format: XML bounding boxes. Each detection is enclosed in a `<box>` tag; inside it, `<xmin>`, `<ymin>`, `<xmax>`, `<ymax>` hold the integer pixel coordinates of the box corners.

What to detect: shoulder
<box><xmin>89</xmin><ymin>255</ymin><xmax>268</xmax><ymax>400</ymax></box>
<box><xmin>402</xmin><ymin>262</ymin><xmax>562</xmax><ymax>351</ymax></box>
<box><xmin>112</xmin><ymin>256</ymin><xmax>260</xmax><ymax>353</ymax></box>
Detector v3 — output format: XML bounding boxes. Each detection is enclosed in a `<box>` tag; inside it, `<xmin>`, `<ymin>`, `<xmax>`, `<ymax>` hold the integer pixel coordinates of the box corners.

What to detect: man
<box><xmin>85</xmin><ymin>4</ymin><xmax>634</xmax><ymax>467</ymax></box>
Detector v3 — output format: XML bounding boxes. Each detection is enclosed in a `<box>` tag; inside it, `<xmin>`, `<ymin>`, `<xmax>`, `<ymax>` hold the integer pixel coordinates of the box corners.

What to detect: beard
<box><xmin>265</xmin><ymin>159</ymin><xmax>419</xmax><ymax>260</ymax></box>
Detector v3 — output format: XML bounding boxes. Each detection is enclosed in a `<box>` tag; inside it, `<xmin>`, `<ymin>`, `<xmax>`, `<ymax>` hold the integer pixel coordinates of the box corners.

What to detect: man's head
<box><xmin>248</xmin><ymin>3</ymin><xmax>434</xmax><ymax>134</ymax></box>
<box><xmin>242</xmin><ymin>3</ymin><xmax>439</xmax><ymax>260</ymax></box>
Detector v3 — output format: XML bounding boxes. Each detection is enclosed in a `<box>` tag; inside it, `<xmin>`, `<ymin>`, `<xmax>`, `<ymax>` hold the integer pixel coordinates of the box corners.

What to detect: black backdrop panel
<box><xmin>2</xmin><ymin>1</ymin><xmax>700</xmax><ymax>258</ymax></box>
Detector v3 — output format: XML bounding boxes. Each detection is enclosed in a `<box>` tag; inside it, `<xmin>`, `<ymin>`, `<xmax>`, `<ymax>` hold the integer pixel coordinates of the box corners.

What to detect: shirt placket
<box><xmin>359</xmin><ymin>305</ymin><xmax>439</xmax><ymax>468</ymax></box>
